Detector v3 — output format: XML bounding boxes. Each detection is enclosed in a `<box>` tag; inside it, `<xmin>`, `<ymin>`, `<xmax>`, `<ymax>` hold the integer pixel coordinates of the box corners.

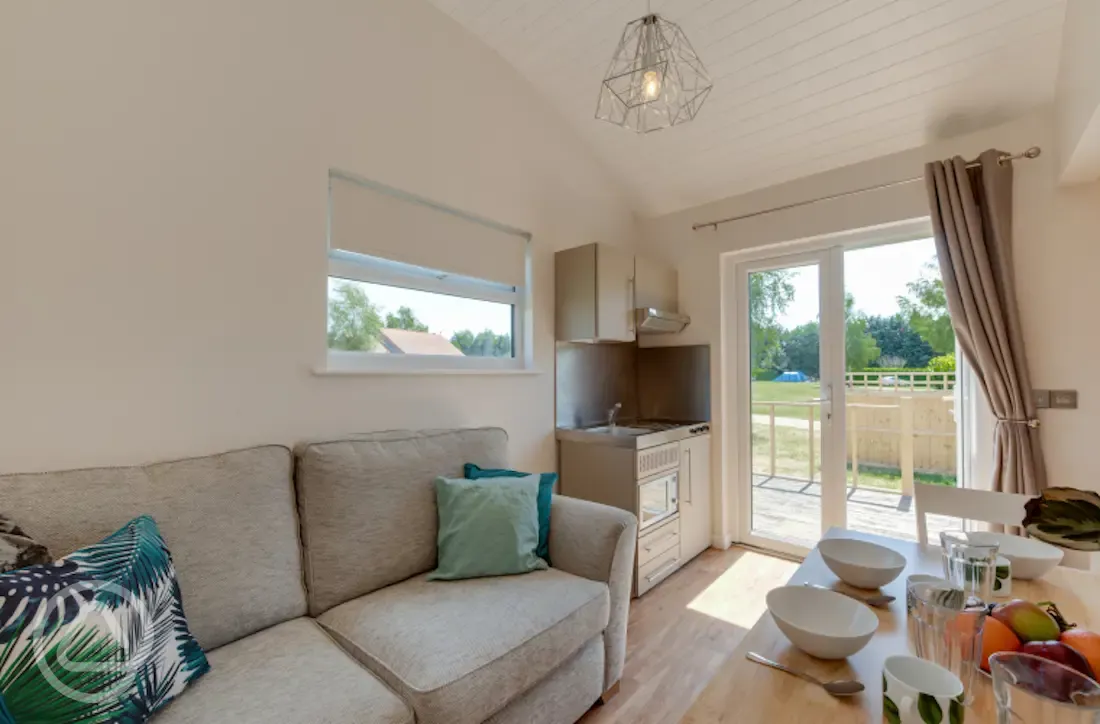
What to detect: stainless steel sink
<box><xmin>557</xmin><ymin>420</ymin><xmax>707</xmax><ymax>448</ymax></box>
<box><xmin>583</xmin><ymin>425</ymin><xmax>651</xmax><ymax>436</ymax></box>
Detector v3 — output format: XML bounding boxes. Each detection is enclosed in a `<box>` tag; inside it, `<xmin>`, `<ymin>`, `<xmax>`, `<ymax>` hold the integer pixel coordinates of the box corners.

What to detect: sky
<box><xmin>775</xmin><ymin>238</ymin><xmax>939</xmax><ymax>328</ymax></box>
<box><xmin>328</xmin><ymin>277</ymin><xmax>513</xmax><ymax>338</ymax></box>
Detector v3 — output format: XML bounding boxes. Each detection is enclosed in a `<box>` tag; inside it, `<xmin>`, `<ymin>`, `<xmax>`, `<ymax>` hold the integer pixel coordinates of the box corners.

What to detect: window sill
<box><xmin>312</xmin><ymin>366</ymin><xmax>542</xmax><ymax>377</ymax></box>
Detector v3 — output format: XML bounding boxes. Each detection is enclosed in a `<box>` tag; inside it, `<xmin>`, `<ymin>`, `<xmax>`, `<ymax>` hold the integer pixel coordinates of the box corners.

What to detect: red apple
<box><xmin>997</xmin><ymin>644</ymin><xmax>1099</xmax><ymax>705</ymax></box>
<box><xmin>1018</xmin><ymin>641</ymin><xmax>1096</xmax><ymax>680</ymax></box>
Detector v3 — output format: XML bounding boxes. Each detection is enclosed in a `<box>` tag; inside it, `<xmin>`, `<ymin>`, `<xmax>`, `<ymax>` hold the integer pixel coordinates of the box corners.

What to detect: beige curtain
<box><xmin>924</xmin><ymin>150</ymin><xmax>1047</xmax><ymax>519</ymax></box>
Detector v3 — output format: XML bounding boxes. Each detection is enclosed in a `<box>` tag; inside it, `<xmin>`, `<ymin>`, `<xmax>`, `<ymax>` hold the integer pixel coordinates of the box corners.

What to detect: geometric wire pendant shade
<box><xmin>595</xmin><ymin>13</ymin><xmax>713</xmax><ymax>133</ymax></box>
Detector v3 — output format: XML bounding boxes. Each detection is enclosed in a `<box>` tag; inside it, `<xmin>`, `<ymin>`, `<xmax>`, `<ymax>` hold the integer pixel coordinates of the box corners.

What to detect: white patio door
<box><xmin>734</xmin><ymin>248</ymin><xmax>847</xmax><ymax>558</ymax></box>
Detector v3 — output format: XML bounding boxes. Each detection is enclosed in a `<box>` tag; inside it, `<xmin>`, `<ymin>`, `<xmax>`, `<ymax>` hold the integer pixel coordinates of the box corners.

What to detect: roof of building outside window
<box><xmin>379</xmin><ymin>328</ymin><xmax>463</xmax><ymax>356</ymax></box>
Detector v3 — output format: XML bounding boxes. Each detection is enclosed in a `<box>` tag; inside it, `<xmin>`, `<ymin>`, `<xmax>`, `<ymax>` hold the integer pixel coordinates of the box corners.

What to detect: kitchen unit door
<box><xmin>595</xmin><ymin>243</ymin><xmax>636</xmax><ymax>342</ymax></box>
<box><xmin>555</xmin><ymin>243</ymin><xmax>636</xmax><ymax>342</ymax></box>
<box><xmin>678</xmin><ymin>434</ymin><xmax>712</xmax><ymax>561</ymax></box>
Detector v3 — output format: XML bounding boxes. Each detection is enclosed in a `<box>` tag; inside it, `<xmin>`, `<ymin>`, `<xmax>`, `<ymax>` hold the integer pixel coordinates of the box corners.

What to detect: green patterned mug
<box><xmin>883</xmin><ymin>655</ymin><xmax>965</xmax><ymax>724</ymax></box>
<box><xmin>992</xmin><ymin>555</ymin><xmax>1012</xmax><ymax>598</ymax></box>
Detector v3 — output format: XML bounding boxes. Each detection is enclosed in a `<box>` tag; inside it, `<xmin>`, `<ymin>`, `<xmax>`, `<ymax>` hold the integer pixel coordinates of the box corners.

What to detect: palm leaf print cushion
<box><xmin>0</xmin><ymin>515</ymin><xmax>210</xmax><ymax>722</ymax></box>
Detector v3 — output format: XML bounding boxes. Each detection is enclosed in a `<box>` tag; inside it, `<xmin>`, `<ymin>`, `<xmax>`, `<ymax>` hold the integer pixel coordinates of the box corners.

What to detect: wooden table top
<box><xmin>682</xmin><ymin>528</ymin><xmax>1100</xmax><ymax>723</ymax></box>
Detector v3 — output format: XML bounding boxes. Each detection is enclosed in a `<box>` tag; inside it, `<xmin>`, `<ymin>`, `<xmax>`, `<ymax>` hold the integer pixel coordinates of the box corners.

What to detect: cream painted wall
<box><xmin>1056</xmin><ymin>0</ymin><xmax>1100</xmax><ymax>183</ymax></box>
<box><xmin>0</xmin><ymin>1</ymin><xmax>636</xmax><ymax>473</ymax></box>
<box><xmin>638</xmin><ymin>110</ymin><xmax>1100</xmax><ymax>546</ymax></box>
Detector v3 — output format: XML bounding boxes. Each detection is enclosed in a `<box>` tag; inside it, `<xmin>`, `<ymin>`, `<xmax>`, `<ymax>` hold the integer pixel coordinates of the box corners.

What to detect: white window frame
<box><xmin>320</xmin><ymin>168</ymin><xmax>535</xmax><ymax>376</ymax></box>
<box><xmin>324</xmin><ymin>250</ymin><xmax>532</xmax><ymax>374</ymax></box>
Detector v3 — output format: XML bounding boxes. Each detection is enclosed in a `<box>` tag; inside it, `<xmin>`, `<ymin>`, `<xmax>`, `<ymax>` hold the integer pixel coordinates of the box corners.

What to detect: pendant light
<box><xmin>595</xmin><ymin>1</ymin><xmax>713</xmax><ymax>133</ymax></box>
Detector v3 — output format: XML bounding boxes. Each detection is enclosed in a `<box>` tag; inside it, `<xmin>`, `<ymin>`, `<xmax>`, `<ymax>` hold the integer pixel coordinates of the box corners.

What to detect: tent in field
<box><xmin>773</xmin><ymin>370</ymin><xmax>810</xmax><ymax>382</ymax></box>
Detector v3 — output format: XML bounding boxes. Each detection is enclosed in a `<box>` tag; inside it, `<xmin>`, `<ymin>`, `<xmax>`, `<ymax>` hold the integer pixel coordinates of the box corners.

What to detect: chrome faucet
<box><xmin>607</xmin><ymin>402</ymin><xmax>622</xmax><ymax>427</ymax></box>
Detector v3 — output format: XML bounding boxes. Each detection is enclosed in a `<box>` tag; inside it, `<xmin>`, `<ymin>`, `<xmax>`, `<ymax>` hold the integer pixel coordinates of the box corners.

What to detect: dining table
<box><xmin>681</xmin><ymin>527</ymin><xmax>1100</xmax><ymax>723</ymax></box>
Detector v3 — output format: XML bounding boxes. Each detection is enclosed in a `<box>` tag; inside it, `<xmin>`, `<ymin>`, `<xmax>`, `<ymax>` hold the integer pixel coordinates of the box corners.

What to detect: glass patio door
<box><xmin>736</xmin><ymin>248</ymin><xmax>847</xmax><ymax>557</ymax></box>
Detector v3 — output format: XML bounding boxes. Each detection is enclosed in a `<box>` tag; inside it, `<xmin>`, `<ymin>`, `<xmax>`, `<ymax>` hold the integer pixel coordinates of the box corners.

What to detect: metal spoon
<box><xmin>746</xmin><ymin>652</ymin><xmax>865</xmax><ymax>697</ymax></box>
<box><xmin>804</xmin><ymin>582</ymin><xmax>895</xmax><ymax>608</ymax></box>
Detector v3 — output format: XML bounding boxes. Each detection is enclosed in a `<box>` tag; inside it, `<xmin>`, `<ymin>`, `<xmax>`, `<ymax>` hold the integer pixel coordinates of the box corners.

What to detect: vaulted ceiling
<box><xmin>428</xmin><ymin>0</ymin><xmax>1067</xmax><ymax>216</ymax></box>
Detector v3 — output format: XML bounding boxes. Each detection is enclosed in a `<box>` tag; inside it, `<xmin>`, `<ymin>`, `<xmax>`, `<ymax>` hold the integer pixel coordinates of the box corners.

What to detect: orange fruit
<box><xmin>946</xmin><ymin>611</ymin><xmax>983</xmax><ymax>642</ymax></box>
<box><xmin>981</xmin><ymin>617</ymin><xmax>1022</xmax><ymax>672</ymax></box>
<box><xmin>1060</xmin><ymin>630</ymin><xmax>1100</xmax><ymax>679</ymax></box>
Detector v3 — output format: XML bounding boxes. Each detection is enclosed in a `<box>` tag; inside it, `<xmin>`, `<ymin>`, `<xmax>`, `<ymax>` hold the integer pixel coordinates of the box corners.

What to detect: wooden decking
<box><xmin>751</xmin><ymin>474</ymin><xmax>961</xmax><ymax>547</ymax></box>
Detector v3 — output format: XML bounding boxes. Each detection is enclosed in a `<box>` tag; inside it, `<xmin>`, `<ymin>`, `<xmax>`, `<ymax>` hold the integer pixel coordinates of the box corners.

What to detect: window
<box><xmin>324</xmin><ymin>171</ymin><xmax>531</xmax><ymax>373</ymax></box>
<box><xmin>326</xmin><ymin>252</ymin><xmax>524</xmax><ymax>371</ymax></box>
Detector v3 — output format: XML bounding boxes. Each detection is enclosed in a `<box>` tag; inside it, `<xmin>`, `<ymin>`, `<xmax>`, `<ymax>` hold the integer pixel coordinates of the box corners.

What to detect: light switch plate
<box><xmin>1050</xmin><ymin>390</ymin><xmax>1078</xmax><ymax>409</ymax></box>
<box><xmin>1033</xmin><ymin>389</ymin><xmax>1051</xmax><ymax>409</ymax></box>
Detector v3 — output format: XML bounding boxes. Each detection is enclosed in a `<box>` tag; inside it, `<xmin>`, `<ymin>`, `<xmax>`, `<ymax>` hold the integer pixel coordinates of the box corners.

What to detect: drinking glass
<box><xmin>990</xmin><ymin>652</ymin><xmax>1100</xmax><ymax>723</ymax></box>
<box><xmin>907</xmin><ymin>577</ymin><xmax>985</xmax><ymax>705</ymax></box>
<box><xmin>941</xmin><ymin>531</ymin><xmax>1000</xmax><ymax>601</ymax></box>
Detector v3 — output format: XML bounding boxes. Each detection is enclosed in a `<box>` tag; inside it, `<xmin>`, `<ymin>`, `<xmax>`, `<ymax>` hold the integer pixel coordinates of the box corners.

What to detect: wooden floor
<box><xmin>580</xmin><ymin>546</ymin><xmax>799</xmax><ymax>724</ymax></box>
<box><xmin>751</xmin><ymin>475</ymin><xmax>961</xmax><ymax>547</ymax></box>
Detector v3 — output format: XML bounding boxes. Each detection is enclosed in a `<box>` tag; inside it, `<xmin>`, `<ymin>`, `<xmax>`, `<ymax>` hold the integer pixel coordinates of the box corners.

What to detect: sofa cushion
<box><xmin>430</xmin><ymin>475</ymin><xmax>547</xmax><ymax>581</ymax></box>
<box><xmin>294</xmin><ymin>428</ymin><xmax>508</xmax><ymax>614</ymax></box>
<box><xmin>463</xmin><ymin>464</ymin><xmax>556</xmax><ymax>563</ymax></box>
<box><xmin>318</xmin><ymin>568</ymin><xmax>610</xmax><ymax>724</ymax></box>
<box><xmin>0</xmin><ymin>512</ymin><xmax>51</xmax><ymax>573</ymax></box>
<box><xmin>155</xmin><ymin>618</ymin><xmax>412</xmax><ymax>724</ymax></box>
<box><xmin>0</xmin><ymin>446</ymin><xmax>306</xmax><ymax>650</ymax></box>
<box><xmin>0</xmin><ymin>516</ymin><xmax>210</xmax><ymax>723</ymax></box>
<box><xmin>484</xmin><ymin>637</ymin><xmax>604</xmax><ymax>724</ymax></box>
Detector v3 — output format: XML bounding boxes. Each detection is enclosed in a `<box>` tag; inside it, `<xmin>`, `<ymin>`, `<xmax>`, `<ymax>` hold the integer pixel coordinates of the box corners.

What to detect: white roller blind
<box><xmin>329</xmin><ymin>173</ymin><xmax>528</xmax><ymax>288</ymax></box>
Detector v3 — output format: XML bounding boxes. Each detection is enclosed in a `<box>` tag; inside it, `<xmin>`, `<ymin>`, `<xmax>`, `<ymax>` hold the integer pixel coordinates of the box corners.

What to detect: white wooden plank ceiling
<box><xmin>428</xmin><ymin>0</ymin><xmax>1067</xmax><ymax>216</ymax></box>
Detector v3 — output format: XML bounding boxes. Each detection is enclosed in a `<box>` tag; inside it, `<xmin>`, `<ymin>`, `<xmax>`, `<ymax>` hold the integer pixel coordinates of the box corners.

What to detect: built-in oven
<box><xmin>638</xmin><ymin>470</ymin><xmax>679</xmax><ymax>531</ymax></box>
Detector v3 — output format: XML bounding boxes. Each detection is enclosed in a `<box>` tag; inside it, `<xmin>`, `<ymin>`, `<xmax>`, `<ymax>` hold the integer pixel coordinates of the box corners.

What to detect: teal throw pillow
<box><xmin>464</xmin><ymin>463</ymin><xmax>555</xmax><ymax>564</ymax></box>
<box><xmin>0</xmin><ymin>515</ymin><xmax>209</xmax><ymax>723</ymax></box>
<box><xmin>430</xmin><ymin>475</ymin><xmax>548</xmax><ymax>581</ymax></box>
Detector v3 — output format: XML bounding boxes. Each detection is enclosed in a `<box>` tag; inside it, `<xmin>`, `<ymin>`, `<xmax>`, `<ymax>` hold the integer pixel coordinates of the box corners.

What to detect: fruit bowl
<box><xmin>989</xmin><ymin>652</ymin><xmax>1100</xmax><ymax>707</ymax></box>
<box><xmin>817</xmin><ymin>537</ymin><xmax>906</xmax><ymax>589</ymax></box>
<box><xmin>979</xmin><ymin>599</ymin><xmax>1100</xmax><ymax>685</ymax></box>
<box><xmin>967</xmin><ymin>531</ymin><xmax>1064</xmax><ymax>580</ymax></box>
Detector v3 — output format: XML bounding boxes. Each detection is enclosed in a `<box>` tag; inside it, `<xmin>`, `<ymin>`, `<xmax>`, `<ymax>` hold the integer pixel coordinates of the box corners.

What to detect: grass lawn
<box><xmin>752</xmin><ymin>380</ymin><xmax>821</xmax><ymax>420</ymax></box>
<box><xmin>751</xmin><ymin>423</ymin><xmax>956</xmax><ymax>492</ymax></box>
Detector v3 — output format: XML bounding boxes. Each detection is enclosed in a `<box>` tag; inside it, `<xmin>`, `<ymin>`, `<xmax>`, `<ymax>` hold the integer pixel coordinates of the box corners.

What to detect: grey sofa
<box><xmin>0</xmin><ymin>428</ymin><xmax>638</xmax><ymax>724</ymax></box>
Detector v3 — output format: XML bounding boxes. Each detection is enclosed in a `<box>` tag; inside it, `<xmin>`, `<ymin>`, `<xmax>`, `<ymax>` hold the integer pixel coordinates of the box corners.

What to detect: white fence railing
<box><xmin>755</xmin><ymin>395</ymin><xmax>956</xmax><ymax>495</ymax></box>
<box><xmin>846</xmin><ymin>371</ymin><xmax>955</xmax><ymax>391</ymax></box>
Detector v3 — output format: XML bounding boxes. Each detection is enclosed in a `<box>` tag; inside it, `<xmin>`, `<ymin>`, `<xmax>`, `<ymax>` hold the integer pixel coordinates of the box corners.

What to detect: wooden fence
<box><xmin>755</xmin><ymin>390</ymin><xmax>956</xmax><ymax>495</ymax></box>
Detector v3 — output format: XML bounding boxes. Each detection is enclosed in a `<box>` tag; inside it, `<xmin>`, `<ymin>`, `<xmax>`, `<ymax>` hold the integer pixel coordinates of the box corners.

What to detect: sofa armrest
<box><xmin>548</xmin><ymin>495</ymin><xmax>637</xmax><ymax>692</ymax></box>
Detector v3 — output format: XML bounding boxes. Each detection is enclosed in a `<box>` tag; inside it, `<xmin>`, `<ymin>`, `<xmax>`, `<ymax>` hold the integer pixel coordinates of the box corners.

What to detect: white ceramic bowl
<box><xmin>967</xmin><ymin>531</ymin><xmax>1064</xmax><ymax>580</ymax></box>
<box><xmin>817</xmin><ymin>537</ymin><xmax>906</xmax><ymax>589</ymax></box>
<box><xmin>766</xmin><ymin>585</ymin><xmax>879</xmax><ymax>659</ymax></box>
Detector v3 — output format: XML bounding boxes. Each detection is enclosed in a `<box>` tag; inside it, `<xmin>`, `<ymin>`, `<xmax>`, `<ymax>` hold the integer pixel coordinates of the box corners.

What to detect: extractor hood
<box><xmin>634</xmin><ymin>308</ymin><xmax>690</xmax><ymax>334</ymax></box>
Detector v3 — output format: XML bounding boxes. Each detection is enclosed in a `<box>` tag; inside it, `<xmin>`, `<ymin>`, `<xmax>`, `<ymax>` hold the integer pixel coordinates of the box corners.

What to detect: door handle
<box><xmin>646</xmin><ymin>558</ymin><xmax>681</xmax><ymax>582</ymax></box>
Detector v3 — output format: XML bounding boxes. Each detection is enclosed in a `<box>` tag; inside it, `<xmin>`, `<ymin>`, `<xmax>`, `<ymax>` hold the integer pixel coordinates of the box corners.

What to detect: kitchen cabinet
<box><xmin>678</xmin><ymin>434</ymin><xmax>712</xmax><ymax>561</ymax></box>
<box><xmin>555</xmin><ymin>242</ymin><xmax>636</xmax><ymax>342</ymax></box>
<box><xmin>555</xmin><ymin>242</ymin><xmax>680</xmax><ymax>343</ymax></box>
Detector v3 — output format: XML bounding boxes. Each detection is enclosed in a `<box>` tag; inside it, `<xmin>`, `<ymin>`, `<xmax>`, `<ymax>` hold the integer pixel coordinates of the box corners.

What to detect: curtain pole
<box><xmin>691</xmin><ymin>147</ymin><xmax>1041</xmax><ymax>232</ymax></box>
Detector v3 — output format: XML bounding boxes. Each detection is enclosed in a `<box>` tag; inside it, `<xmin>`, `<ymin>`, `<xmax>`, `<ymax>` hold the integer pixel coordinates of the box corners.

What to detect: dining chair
<box><xmin>913</xmin><ymin>482</ymin><xmax>1034</xmax><ymax>545</ymax></box>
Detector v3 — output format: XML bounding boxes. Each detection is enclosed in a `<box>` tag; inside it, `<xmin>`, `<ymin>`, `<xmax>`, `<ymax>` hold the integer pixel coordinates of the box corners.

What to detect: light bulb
<box><xmin>642</xmin><ymin>70</ymin><xmax>661</xmax><ymax>100</ymax></box>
